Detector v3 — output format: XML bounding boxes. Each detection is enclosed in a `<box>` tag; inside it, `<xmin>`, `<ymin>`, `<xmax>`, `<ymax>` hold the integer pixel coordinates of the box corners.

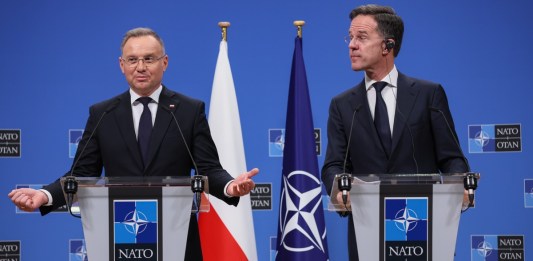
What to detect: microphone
<box><xmin>428</xmin><ymin>106</ymin><xmax>476</xmax><ymax>207</ymax></box>
<box><xmin>338</xmin><ymin>174</ymin><xmax>351</xmax><ymax>208</ymax></box>
<box><xmin>394</xmin><ymin>102</ymin><xmax>419</xmax><ymax>174</ymax></box>
<box><xmin>428</xmin><ymin>107</ymin><xmax>471</xmax><ymax>171</ymax></box>
<box><xmin>338</xmin><ymin>105</ymin><xmax>361</xmax><ymax>215</ymax></box>
<box><xmin>464</xmin><ymin>172</ymin><xmax>477</xmax><ymax>207</ymax></box>
<box><xmin>65</xmin><ymin>99</ymin><xmax>120</xmax><ymax>218</ymax></box>
<box><xmin>159</xmin><ymin>104</ymin><xmax>203</xmax><ymax>213</ymax></box>
<box><xmin>342</xmin><ymin>105</ymin><xmax>362</xmax><ymax>175</ymax></box>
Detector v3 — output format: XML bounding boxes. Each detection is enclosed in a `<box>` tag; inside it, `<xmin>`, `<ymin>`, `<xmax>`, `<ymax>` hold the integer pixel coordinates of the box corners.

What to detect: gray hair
<box><xmin>120</xmin><ymin>27</ymin><xmax>166</xmax><ymax>54</ymax></box>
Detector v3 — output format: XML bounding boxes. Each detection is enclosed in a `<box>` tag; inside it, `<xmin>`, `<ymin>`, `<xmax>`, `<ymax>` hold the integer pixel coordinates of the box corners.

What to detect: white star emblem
<box><xmin>275</xmin><ymin>134</ymin><xmax>285</xmax><ymax>151</ymax></box>
<box><xmin>74</xmin><ymin>244</ymin><xmax>87</xmax><ymax>261</ymax></box>
<box><xmin>122</xmin><ymin>209</ymin><xmax>150</xmax><ymax>236</ymax></box>
<box><xmin>394</xmin><ymin>207</ymin><xmax>420</xmax><ymax>233</ymax></box>
<box><xmin>278</xmin><ymin>170</ymin><xmax>326</xmax><ymax>253</ymax></box>
<box><xmin>476</xmin><ymin>241</ymin><xmax>493</xmax><ymax>257</ymax></box>
<box><xmin>474</xmin><ymin>130</ymin><xmax>490</xmax><ymax>147</ymax></box>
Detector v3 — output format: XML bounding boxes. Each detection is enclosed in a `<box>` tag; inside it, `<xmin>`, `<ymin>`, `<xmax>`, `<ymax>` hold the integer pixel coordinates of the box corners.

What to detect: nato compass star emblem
<box><xmin>122</xmin><ymin>209</ymin><xmax>150</xmax><ymax>236</ymax></box>
<box><xmin>474</xmin><ymin>130</ymin><xmax>490</xmax><ymax>147</ymax></box>
<box><xmin>394</xmin><ymin>207</ymin><xmax>420</xmax><ymax>232</ymax></box>
<box><xmin>278</xmin><ymin>170</ymin><xmax>327</xmax><ymax>253</ymax></box>
<box><xmin>75</xmin><ymin>244</ymin><xmax>88</xmax><ymax>261</ymax></box>
<box><xmin>476</xmin><ymin>241</ymin><xmax>493</xmax><ymax>257</ymax></box>
<box><xmin>69</xmin><ymin>239</ymin><xmax>88</xmax><ymax>261</ymax></box>
<box><xmin>275</xmin><ymin>134</ymin><xmax>285</xmax><ymax>151</ymax></box>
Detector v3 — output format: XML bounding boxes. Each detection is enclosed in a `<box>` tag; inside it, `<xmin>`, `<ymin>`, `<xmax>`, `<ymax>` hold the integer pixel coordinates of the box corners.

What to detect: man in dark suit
<box><xmin>321</xmin><ymin>5</ymin><xmax>469</xmax><ymax>260</ymax></box>
<box><xmin>9</xmin><ymin>27</ymin><xmax>258</xmax><ymax>260</ymax></box>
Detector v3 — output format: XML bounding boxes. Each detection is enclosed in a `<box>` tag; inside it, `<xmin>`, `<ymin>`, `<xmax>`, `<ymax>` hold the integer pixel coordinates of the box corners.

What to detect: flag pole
<box><xmin>218</xmin><ymin>21</ymin><xmax>230</xmax><ymax>41</ymax></box>
<box><xmin>293</xmin><ymin>20</ymin><xmax>305</xmax><ymax>38</ymax></box>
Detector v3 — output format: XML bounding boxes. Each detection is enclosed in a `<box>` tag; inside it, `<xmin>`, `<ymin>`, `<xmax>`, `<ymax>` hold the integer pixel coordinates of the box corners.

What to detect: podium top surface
<box><xmin>60</xmin><ymin>176</ymin><xmax>202</xmax><ymax>187</ymax></box>
<box><xmin>341</xmin><ymin>172</ymin><xmax>480</xmax><ymax>184</ymax></box>
<box><xmin>328</xmin><ymin>172</ymin><xmax>479</xmax><ymax>212</ymax></box>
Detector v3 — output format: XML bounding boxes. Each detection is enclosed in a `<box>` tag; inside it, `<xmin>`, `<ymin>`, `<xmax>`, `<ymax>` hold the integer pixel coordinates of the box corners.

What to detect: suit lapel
<box><xmin>391</xmin><ymin>73</ymin><xmax>420</xmax><ymax>155</ymax></box>
<box><xmin>144</xmin><ymin>87</ymin><xmax>181</xmax><ymax>170</ymax></box>
<box><xmin>114</xmin><ymin>91</ymin><xmax>144</xmax><ymax>170</ymax></box>
<box><xmin>350</xmin><ymin>81</ymin><xmax>384</xmax><ymax>152</ymax></box>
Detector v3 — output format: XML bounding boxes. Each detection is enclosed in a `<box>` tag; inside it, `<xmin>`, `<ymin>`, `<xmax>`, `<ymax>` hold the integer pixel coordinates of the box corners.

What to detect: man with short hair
<box><xmin>321</xmin><ymin>5</ymin><xmax>469</xmax><ymax>260</ymax></box>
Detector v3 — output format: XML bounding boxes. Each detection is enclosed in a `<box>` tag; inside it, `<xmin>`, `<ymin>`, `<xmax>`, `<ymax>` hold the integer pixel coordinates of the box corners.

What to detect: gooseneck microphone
<box><xmin>65</xmin><ymin>99</ymin><xmax>120</xmax><ymax>218</ymax></box>
<box><xmin>338</xmin><ymin>105</ymin><xmax>361</xmax><ymax>215</ymax></box>
<box><xmin>428</xmin><ymin>107</ymin><xmax>471</xmax><ymax>171</ymax></box>
<box><xmin>342</xmin><ymin>105</ymin><xmax>362</xmax><ymax>175</ymax></box>
<box><xmin>429</xmin><ymin>106</ymin><xmax>476</xmax><ymax>208</ymax></box>
<box><xmin>159</xmin><ymin>104</ymin><xmax>204</xmax><ymax>213</ymax></box>
<box><xmin>393</xmin><ymin>102</ymin><xmax>419</xmax><ymax>174</ymax></box>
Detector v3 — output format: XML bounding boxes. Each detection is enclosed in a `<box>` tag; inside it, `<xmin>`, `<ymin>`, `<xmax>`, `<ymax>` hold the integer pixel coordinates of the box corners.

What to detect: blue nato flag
<box><xmin>275</xmin><ymin>36</ymin><xmax>329</xmax><ymax>261</ymax></box>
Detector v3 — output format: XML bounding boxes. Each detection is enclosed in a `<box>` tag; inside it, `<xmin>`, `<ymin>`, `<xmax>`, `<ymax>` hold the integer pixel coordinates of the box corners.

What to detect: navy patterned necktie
<box><xmin>137</xmin><ymin>97</ymin><xmax>153</xmax><ymax>167</ymax></box>
<box><xmin>373</xmin><ymin>81</ymin><xmax>392</xmax><ymax>158</ymax></box>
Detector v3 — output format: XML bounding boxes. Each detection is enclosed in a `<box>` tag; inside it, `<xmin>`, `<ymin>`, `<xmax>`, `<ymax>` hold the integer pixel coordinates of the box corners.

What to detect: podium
<box><xmin>61</xmin><ymin>176</ymin><xmax>209</xmax><ymax>261</ymax></box>
<box><xmin>329</xmin><ymin>173</ymin><xmax>479</xmax><ymax>261</ymax></box>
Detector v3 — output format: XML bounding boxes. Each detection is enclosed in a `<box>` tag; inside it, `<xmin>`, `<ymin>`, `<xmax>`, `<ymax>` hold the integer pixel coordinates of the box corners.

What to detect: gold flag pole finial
<box><xmin>218</xmin><ymin>21</ymin><xmax>231</xmax><ymax>41</ymax></box>
<box><xmin>293</xmin><ymin>20</ymin><xmax>305</xmax><ymax>38</ymax></box>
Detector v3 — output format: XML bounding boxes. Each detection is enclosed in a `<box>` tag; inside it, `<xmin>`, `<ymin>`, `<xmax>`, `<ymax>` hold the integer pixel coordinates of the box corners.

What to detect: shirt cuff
<box><xmin>223</xmin><ymin>180</ymin><xmax>234</xmax><ymax>198</ymax></box>
<box><xmin>39</xmin><ymin>189</ymin><xmax>53</xmax><ymax>206</ymax></box>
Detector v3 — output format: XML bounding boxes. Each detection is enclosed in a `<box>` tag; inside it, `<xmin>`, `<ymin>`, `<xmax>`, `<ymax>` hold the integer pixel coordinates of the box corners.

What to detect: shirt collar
<box><xmin>130</xmin><ymin>85</ymin><xmax>162</xmax><ymax>105</ymax></box>
<box><xmin>365</xmin><ymin>65</ymin><xmax>398</xmax><ymax>91</ymax></box>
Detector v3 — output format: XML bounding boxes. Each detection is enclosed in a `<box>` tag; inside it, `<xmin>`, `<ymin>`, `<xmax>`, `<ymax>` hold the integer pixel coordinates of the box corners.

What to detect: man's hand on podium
<box><xmin>462</xmin><ymin>189</ymin><xmax>474</xmax><ymax>210</ymax></box>
<box><xmin>8</xmin><ymin>188</ymin><xmax>48</xmax><ymax>212</ymax></box>
<box><xmin>336</xmin><ymin>191</ymin><xmax>351</xmax><ymax>211</ymax></box>
<box><xmin>227</xmin><ymin>168</ymin><xmax>259</xmax><ymax>197</ymax></box>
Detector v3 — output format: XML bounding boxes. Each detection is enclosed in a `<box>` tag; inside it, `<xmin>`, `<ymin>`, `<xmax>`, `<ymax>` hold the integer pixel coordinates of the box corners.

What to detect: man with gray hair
<box><xmin>9</xmin><ymin>27</ymin><xmax>259</xmax><ymax>260</ymax></box>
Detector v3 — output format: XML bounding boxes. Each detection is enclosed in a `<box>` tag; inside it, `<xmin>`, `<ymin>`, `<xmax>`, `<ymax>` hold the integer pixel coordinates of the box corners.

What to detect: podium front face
<box><xmin>70</xmin><ymin>177</ymin><xmax>194</xmax><ymax>261</ymax></box>
<box><xmin>350</xmin><ymin>181</ymin><xmax>463</xmax><ymax>261</ymax></box>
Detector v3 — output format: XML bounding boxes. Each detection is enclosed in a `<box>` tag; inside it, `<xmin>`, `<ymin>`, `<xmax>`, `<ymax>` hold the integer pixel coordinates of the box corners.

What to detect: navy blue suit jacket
<box><xmin>322</xmin><ymin>72</ymin><xmax>468</xmax><ymax>196</ymax></box>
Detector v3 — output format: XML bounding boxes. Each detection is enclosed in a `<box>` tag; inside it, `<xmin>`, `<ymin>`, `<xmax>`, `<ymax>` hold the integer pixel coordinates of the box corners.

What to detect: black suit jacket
<box><xmin>322</xmin><ymin>72</ymin><xmax>468</xmax><ymax>194</ymax></box>
<box><xmin>41</xmin><ymin>86</ymin><xmax>238</xmax><ymax>260</ymax></box>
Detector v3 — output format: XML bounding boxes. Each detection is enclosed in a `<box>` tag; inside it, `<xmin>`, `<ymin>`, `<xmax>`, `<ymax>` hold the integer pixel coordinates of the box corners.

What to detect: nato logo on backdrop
<box><xmin>384</xmin><ymin>197</ymin><xmax>428</xmax><ymax>260</ymax></box>
<box><xmin>269</xmin><ymin>129</ymin><xmax>285</xmax><ymax>157</ymax></box>
<box><xmin>0</xmin><ymin>241</ymin><xmax>20</xmax><ymax>260</ymax></box>
<box><xmin>468</xmin><ymin>124</ymin><xmax>521</xmax><ymax>153</ymax></box>
<box><xmin>471</xmin><ymin>235</ymin><xmax>524</xmax><ymax>260</ymax></box>
<box><xmin>113</xmin><ymin>200</ymin><xmax>158</xmax><ymax>261</ymax></box>
<box><xmin>69</xmin><ymin>239</ymin><xmax>88</xmax><ymax>261</ymax></box>
<box><xmin>0</xmin><ymin>129</ymin><xmax>21</xmax><ymax>157</ymax></box>
<box><xmin>525</xmin><ymin>179</ymin><xmax>533</xmax><ymax>208</ymax></box>
<box><xmin>69</xmin><ymin>129</ymin><xmax>84</xmax><ymax>158</ymax></box>
<box><xmin>268</xmin><ymin>128</ymin><xmax>321</xmax><ymax>157</ymax></box>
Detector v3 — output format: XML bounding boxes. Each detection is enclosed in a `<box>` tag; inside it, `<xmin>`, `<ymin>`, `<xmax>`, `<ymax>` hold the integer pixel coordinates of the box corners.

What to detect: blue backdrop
<box><xmin>1</xmin><ymin>0</ymin><xmax>532</xmax><ymax>260</ymax></box>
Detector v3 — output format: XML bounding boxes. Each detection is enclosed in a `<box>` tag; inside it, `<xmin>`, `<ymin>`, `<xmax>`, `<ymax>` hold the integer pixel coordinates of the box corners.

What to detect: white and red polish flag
<box><xmin>198</xmin><ymin>39</ymin><xmax>258</xmax><ymax>261</ymax></box>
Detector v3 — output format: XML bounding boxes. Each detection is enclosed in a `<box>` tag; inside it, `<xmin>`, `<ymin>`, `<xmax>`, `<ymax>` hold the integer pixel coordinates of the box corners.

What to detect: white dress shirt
<box><xmin>365</xmin><ymin>65</ymin><xmax>399</xmax><ymax>137</ymax></box>
<box><xmin>130</xmin><ymin>86</ymin><xmax>162</xmax><ymax>139</ymax></box>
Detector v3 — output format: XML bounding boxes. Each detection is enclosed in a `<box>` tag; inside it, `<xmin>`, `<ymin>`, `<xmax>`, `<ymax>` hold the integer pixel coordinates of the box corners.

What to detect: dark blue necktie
<box><xmin>373</xmin><ymin>81</ymin><xmax>392</xmax><ymax>158</ymax></box>
<box><xmin>137</xmin><ymin>97</ymin><xmax>152</xmax><ymax>167</ymax></box>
